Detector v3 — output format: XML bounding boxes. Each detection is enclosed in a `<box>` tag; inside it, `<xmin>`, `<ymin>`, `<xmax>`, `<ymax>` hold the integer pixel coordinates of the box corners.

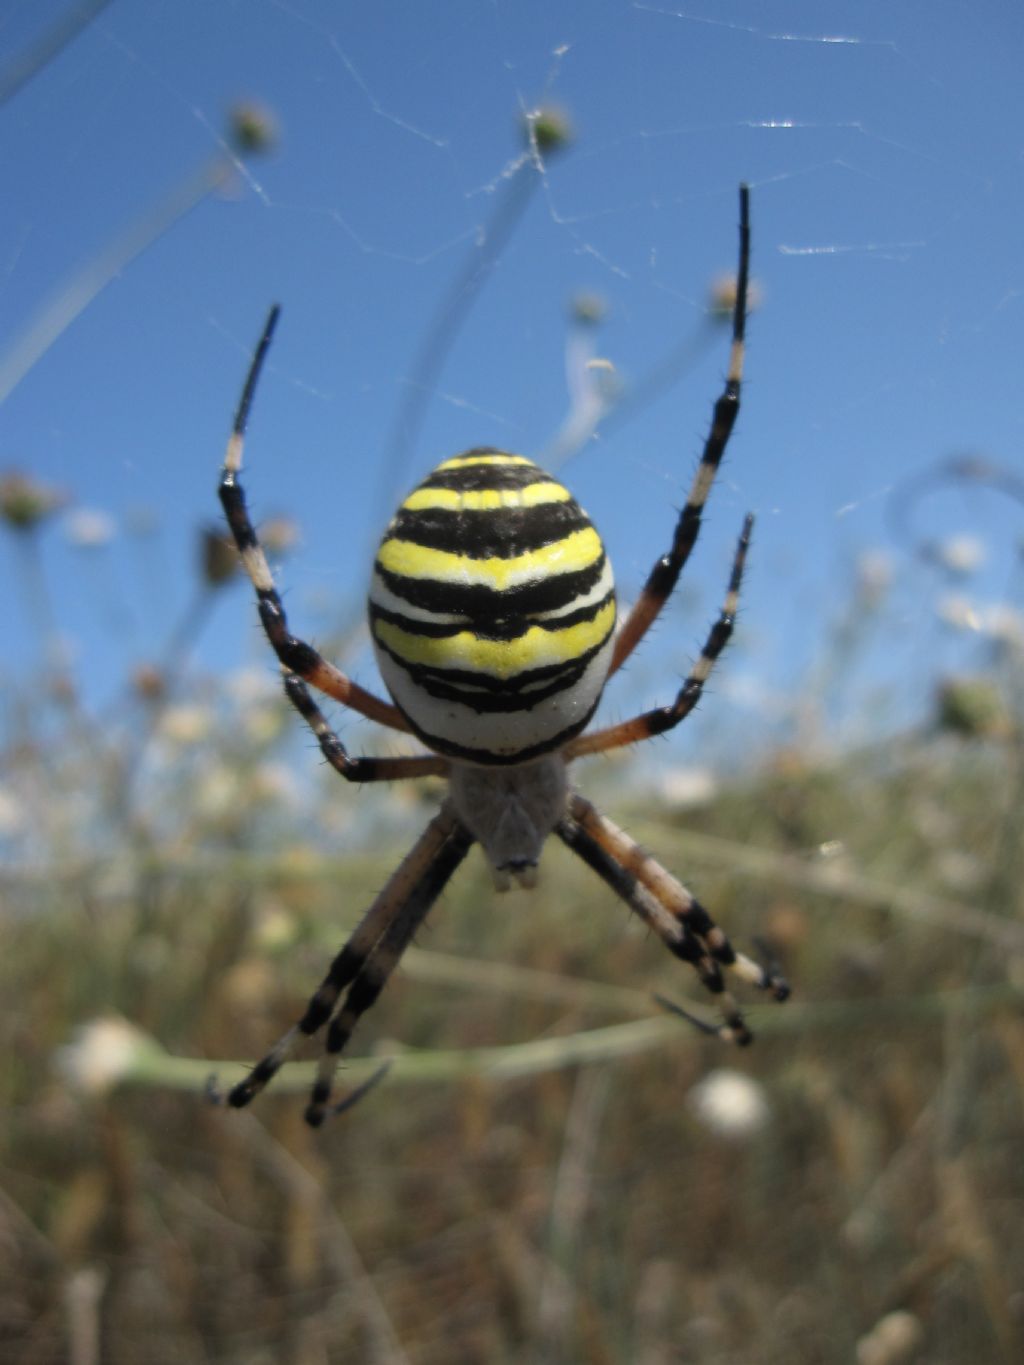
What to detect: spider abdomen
<box><xmin>369</xmin><ymin>449</ymin><xmax>616</xmax><ymax>763</ymax></box>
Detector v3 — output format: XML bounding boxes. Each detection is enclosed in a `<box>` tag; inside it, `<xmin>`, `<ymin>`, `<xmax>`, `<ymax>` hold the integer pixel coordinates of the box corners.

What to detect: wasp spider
<box><xmin>217</xmin><ymin>185</ymin><xmax>788</xmax><ymax>1126</ymax></box>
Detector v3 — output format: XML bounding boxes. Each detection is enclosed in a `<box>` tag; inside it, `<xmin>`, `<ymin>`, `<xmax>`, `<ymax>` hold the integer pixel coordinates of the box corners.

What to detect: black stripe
<box><xmin>368</xmin><ymin>588</ymin><xmax>615</xmax><ymax>642</ymax></box>
<box><xmin>409</xmin><ymin>705</ymin><xmax>599</xmax><ymax>766</ymax></box>
<box><xmin>218</xmin><ymin>481</ymin><xmax>260</xmax><ymax>553</ymax></box>
<box><xmin>391</xmin><ymin>499</ymin><xmax>588</xmax><ymax>558</ymax></box>
<box><xmin>554</xmin><ymin>817</ymin><xmax>709</xmax><ymax>973</ymax></box>
<box><xmin>372</xmin><ymin>554</ymin><xmax>607</xmax><ymax>618</ymax></box>
<box><xmin>412</xmin><ymin>664</ymin><xmax>587</xmax><ymax>710</ymax></box>
<box><xmin>374</xmin><ymin>631</ymin><xmax>612</xmax><ymax>710</ymax></box>
<box><xmin>444</xmin><ymin>446</ymin><xmax>508</xmax><ymax>460</ymax></box>
<box><xmin>418</xmin><ymin>463</ymin><xmax>553</xmax><ymax>494</ymax></box>
<box><xmin>378</xmin><ymin>642</ymin><xmax>587</xmax><ymax>701</ymax></box>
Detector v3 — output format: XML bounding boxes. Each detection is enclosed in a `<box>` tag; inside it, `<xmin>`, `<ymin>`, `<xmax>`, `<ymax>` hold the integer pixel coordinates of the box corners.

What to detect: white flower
<box><xmin>938</xmin><ymin>596</ymin><xmax>1024</xmax><ymax>647</ymax></box>
<box><xmin>158</xmin><ymin>704</ymin><xmax>213</xmax><ymax>745</ymax></box>
<box><xmin>856</xmin><ymin>550</ymin><xmax>892</xmax><ymax>607</ymax></box>
<box><xmin>243</xmin><ymin>705</ymin><xmax>287</xmax><ymax>746</ymax></box>
<box><xmin>55</xmin><ymin>1018</ymin><xmax>154</xmax><ymax>1096</ymax></box>
<box><xmin>658</xmin><ymin>765</ymin><xmax>718</xmax><ymax>809</ymax></box>
<box><xmin>688</xmin><ymin>1068</ymin><xmax>770</xmax><ymax>1138</ymax></box>
<box><xmin>250</xmin><ymin>762</ymin><xmax>300</xmax><ymax>808</ymax></box>
<box><xmin>64</xmin><ymin>507</ymin><xmax>116</xmax><ymax>549</ymax></box>
<box><xmin>936</xmin><ymin>594</ymin><xmax>981</xmax><ymax>632</ymax></box>
<box><xmin>982</xmin><ymin>603</ymin><xmax>1024</xmax><ymax>650</ymax></box>
<box><xmin>194</xmin><ymin>763</ymin><xmax>241</xmax><ymax>820</ymax></box>
<box><xmin>934</xmin><ymin>534</ymin><xmax>985</xmax><ymax>576</ymax></box>
<box><xmin>855</xmin><ymin>1310</ymin><xmax>924</xmax><ymax>1365</ymax></box>
<box><xmin>224</xmin><ymin>667</ymin><xmax>280</xmax><ymax>706</ymax></box>
<box><xmin>0</xmin><ymin>785</ymin><xmax>25</xmax><ymax>835</ymax></box>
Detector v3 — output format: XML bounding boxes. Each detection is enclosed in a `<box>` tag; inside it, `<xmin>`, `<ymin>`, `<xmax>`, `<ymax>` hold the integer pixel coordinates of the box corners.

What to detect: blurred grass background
<box><xmin>2</xmin><ymin>539</ymin><xmax>1023</xmax><ymax>1362</ymax></box>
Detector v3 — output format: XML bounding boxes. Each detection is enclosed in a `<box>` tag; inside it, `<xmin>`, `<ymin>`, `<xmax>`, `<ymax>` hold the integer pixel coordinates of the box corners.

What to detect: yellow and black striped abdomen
<box><xmin>369</xmin><ymin>449</ymin><xmax>616</xmax><ymax>764</ymax></box>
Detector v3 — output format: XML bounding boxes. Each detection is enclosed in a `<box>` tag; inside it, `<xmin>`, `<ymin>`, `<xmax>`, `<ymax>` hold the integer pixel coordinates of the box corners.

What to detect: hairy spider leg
<box><xmin>305</xmin><ymin>816</ymin><xmax>474</xmax><ymax>1126</ymax></box>
<box><xmin>218</xmin><ymin>304</ymin><xmax>410</xmax><ymax>734</ymax></box>
<box><xmin>567</xmin><ymin>513</ymin><xmax>752</xmax><ymax>758</ymax></box>
<box><xmin>556</xmin><ymin>796</ymin><xmax>786</xmax><ymax>1044</ymax></box>
<box><xmin>555</xmin><ymin>811</ymin><xmax>750</xmax><ymax>1043</ymax></box>
<box><xmin>282</xmin><ymin>673</ymin><xmax>449</xmax><ymax>783</ymax></box>
<box><xmin>227</xmin><ymin>804</ymin><xmax>470</xmax><ymax>1114</ymax></box>
<box><xmin>607</xmin><ymin>184</ymin><xmax>750</xmax><ymax>679</ymax></box>
<box><xmin>567</xmin><ymin>793</ymin><xmax>789</xmax><ymax>1001</ymax></box>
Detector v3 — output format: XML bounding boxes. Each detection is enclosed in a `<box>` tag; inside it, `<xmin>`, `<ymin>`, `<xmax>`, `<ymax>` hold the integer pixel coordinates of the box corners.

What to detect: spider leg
<box><xmin>321</xmin><ymin>1058</ymin><xmax>393</xmax><ymax>1120</ymax></box>
<box><xmin>555</xmin><ymin>796</ymin><xmax>786</xmax><ymax>1045</ymax></box>
<box><xmin>227</xmin><ymin>802</ymin><xmax>472</xmax><ymax>1113</ymax></box>
<box><xmin>555</xmin><ymin>809</ymin><xmax>749</xmax><ymax>1043</ymax></box>
<box><xmin>566</xmin><ymin>793</ymin><xmax>788</xmax><ymax>1001</ymax></box>
<box><xmin>567</xmin><ymin>513</ymin><xmax>751</xmax><ymax>760</ymax></box>
<box><xmin>652</xmin><ymin>993</ymin><xmax>738</xmax><ymax>1043</ymax></box>
<box><xmin>608</xmin><ymin>184</ymin><xmax>750</xmax><ymax>680</ymax></box>
<box><xmin>218</xmin><ymin>305</ymin><xmax>410</xmax><ymax>734</ymax></box>
<box><xmin>306</xmin><ymin>815</ymin><xmax>474</xmax><ymax>1126</ymax></box>
<box><xmin>283</xmin><ymin>672</ymin><xmax>449</xmax><ymax>783</ymax></box>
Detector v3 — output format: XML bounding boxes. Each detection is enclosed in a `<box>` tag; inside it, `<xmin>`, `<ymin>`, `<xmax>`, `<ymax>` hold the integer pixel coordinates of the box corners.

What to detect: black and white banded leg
<box><xmin>556</xmin><ymin>792</ymin><xmax>788</xmax><ymax>1043</ymax></box>
<box><xmin>607</xmin><ymin>184</ymin><xmax>750</xmax><ymax>679</ymax></box>
<box><xmin>218</xmin><ymin>304</ymin><xmax>411</xmax><ymax>735</ymax></box>
<box><xmin>225</xmin><ymin>803</ymin><xmax>473</xmax><ymax>1122</ymax></box>
<box><xmin>568</xmin><ymin>513</ymin><xmax>752</xmax><ymax>760</ymax></box>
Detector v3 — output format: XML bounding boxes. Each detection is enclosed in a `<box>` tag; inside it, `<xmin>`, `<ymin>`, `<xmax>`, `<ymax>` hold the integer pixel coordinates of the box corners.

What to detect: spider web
<box><xmin>0</xmin><ymin>0</ymin><xmax>1021</xmax><ymax>773</ymax></box>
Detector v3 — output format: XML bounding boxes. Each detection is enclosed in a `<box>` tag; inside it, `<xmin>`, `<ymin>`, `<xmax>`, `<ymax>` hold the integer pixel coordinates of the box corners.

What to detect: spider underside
<box><xmin>215</xmin><ymin>185</ymin><xmax>788</xmax><ymax>1127</ymax></box>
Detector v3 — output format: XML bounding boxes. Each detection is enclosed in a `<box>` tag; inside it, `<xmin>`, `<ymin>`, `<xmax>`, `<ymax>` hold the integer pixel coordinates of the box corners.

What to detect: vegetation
<box><xmin>2</xmin><ymin>637</ymin><xmax>1023</xmax><ymax>1362</ymax></box>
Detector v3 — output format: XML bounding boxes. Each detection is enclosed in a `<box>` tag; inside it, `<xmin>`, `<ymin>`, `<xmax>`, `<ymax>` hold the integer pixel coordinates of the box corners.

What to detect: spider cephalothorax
<box><xmin>217</xmin><ymin>185</ymin><xmax>788</xmax><ymax>1127</ymax></box>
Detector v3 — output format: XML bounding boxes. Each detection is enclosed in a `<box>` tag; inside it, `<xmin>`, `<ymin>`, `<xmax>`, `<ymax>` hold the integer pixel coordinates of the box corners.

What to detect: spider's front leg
<box><xmin>606</xmin><ymin>184</ymin><xmax>751</xmax><ymax>680</ymax></box>
<box><xmin>567</xmin><ymin>513</ymin><xmax>752</xmax><ymax>761</ymax></box>
<box><xmin>282</xmin><ymin>672</ymin><xmax>449</xmax><ymax>784</ymax></box>
<box><xmin>218</xmin><ymin>305</ymin><xmax>409</xmax><ymax>735</ymax></box>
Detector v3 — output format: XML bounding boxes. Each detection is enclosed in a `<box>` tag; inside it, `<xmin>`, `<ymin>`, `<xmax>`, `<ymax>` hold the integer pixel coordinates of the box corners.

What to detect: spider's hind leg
<box><xmin>556</xmin><ymin>793</ymin><xmax>787</xmax><ymax>1043</ymax></box>
<box><xmin>304</xmin><ymin>815</ymin><xmax>474</xmax><ymax>1126</ymax></box>
<box><xmin>225</xmin><ymin>803</ymin><xmax>473</xmax><ymax>1120</ymax></box>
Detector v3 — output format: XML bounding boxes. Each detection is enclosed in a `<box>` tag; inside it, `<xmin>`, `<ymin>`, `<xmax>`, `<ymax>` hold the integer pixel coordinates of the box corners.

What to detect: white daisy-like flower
<box><xmin>224</xmin><ymin>667</ymin><xmax>281</xmax><ymax>707</ymax></box>
<box><xmin>194</xmin><ymin>763</ymin><xmax>241</xmax><ymax>821</ymax></box>
<box><xmin>64</xmin><ymin>507</ymin><xmax>116</xmax><ymax>549</ymax></box>
<box><xmin>855</xmin><ymin>1310</ymin><xmax>924</xmax><ymax>1365</ymax></box>
<box><xmin>856</xmin><ymin>549</ymin><xmax>893</xmax><ymax>602</ymax></box>
<box><xmin>158</xmin><ymin>704</ymin><xmax>214</xmax><ymax>746</ymax></box>
<box><xmin>0</xmin><ymin>785</ymin><xmax>25</xmax><ymax>835</ymax></box>
<box><xmin>982</xmin><ymin>603</ymin><xmax>1024</xmax><ymax>650</ymax></box>
<box><xmin>934</xmin><ymin>534</ymin><xmax>985</xmax><ymax>576</ymax></box>
<box><xmin>55</xmin><ymin>1018</ymin><xmax>155</xmax><ymax>1096</ymax></box>
<box><xmin>658</xmin><ymin>765</ymin><xmax>718</xmax><ymax>809</ymax></box>
<box><xmin>936</xmin><ymin>593</ymin><xmax>981</xmax><ymax>632</ymax></box>
<box><xmin>688</xmin><ymin>1068</ymin><xmax>770</xmax><ymax>1138</ymax></box>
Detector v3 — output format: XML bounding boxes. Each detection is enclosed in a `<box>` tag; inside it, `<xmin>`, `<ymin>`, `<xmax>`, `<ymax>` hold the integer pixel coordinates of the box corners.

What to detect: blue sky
<box><xmin>2</xmin><ymin>0</ymin><xmax>1022</xmax><ymax>764</ymax></box>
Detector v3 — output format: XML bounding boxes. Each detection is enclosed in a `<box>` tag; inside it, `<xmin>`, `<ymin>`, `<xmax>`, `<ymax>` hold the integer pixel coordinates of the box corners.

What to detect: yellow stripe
<box><xmin>376</xmin><ymin>527</ymin><xmax>602</xmax><ymax>591</ymax></box>
<box><xmin>401</xmin><ymin>482</ymin><xmax>572</xmax><ymax>513</ymax></box>
<box><xmin>374</xmin><ymin>599</ymin><xmax>615</xmax><ymax>680</ymax></box>
<box><xmin>434</xmin><ymin>453</ymin><xmax>534</xmax><ymax>471</ymax></box>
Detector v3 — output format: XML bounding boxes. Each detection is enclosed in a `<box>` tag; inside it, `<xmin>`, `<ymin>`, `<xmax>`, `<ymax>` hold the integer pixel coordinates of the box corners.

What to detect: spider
<box><xmin>217</xmin><ymin>184</ymin><xmax>788</xmax><ymax>1126</ymax></box>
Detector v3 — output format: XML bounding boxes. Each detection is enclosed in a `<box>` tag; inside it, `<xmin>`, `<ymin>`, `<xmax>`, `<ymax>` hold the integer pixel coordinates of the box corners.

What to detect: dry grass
<box><xmin>2</xmin><ymin>719</ymin><xmax>1023</xmax><ymax>1364</ymax></box>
